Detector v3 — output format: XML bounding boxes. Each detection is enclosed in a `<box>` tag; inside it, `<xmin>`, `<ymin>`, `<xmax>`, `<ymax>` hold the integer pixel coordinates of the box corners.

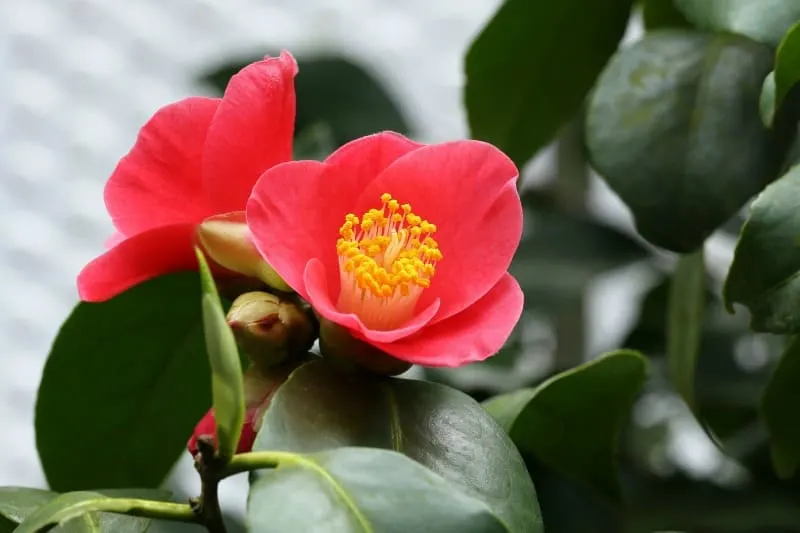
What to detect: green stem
<box><xmin>222</xmin><ymin>451</ymin><xmax>288</xmax><ymax>478</ymax></box>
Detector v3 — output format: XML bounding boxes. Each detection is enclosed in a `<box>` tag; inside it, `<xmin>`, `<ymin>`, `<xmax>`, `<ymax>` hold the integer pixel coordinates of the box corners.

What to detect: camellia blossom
<box><xmin>246</xmin><ymin>132</ymin><xmax>524</xmax><ymax>367</ymax></box>
<box><xmin>77</xmin><ymin>52</ymin><xmax>297</xmax><ymax>301</ymax></box>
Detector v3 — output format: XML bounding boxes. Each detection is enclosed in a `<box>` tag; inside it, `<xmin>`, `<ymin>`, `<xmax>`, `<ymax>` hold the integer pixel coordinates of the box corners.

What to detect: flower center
<box><xmin>336</xmin><ymin>193</ymin><xmax>442</xmax><ymax>331</ymax></box>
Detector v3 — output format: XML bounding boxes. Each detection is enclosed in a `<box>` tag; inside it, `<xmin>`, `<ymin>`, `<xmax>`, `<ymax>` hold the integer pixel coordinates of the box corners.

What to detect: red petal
<box><xmin>104</xmin><ymin>97</ymin><xmax>219</xmax><ymax>235</ymax></box>
<box><xmin>187</xmin><ymin>408</ymin><xmax>257</xmax><ymax>456</ymax></box>
<box><xmin>372</xmin><ymin>274</ymin><xmax>524</xmax><ymax>367</ymax></box>
<box><xmin>354</xmin><ymin>140</ymin><xmax>522</xmax><ymax>323</ymax></box>
<box><xmin>77</xmin><ymin>224</ymin><xmax>199</xmax><ymax>302</ymax></box>
<box><xmin>303</xmin><ymin>258</ymin><xmax>440</xmax><ymax>343</ymax></box>
<box><xmin>203</xmin><ymin>52</ymin><xmax>298</xmax><ymax>213</ymax></box>
<box><xmin>246</xmin><ymin>132</ymin><xmax>423</xmax><ymax>298</ymax></box>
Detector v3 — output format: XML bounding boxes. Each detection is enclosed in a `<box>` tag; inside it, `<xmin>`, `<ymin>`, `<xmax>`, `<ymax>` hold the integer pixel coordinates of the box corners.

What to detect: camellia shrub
<box><xmin>3</xmin><ymin>1</ymin><xmax>800</xmax><ymax>532</ymax></box>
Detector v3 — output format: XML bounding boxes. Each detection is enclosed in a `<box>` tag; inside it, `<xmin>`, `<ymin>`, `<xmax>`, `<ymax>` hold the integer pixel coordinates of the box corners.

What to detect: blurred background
<box><xmin>2</xmin><ymin>1</ymin><xmax>795</xmax><ymax>531</ymax></box>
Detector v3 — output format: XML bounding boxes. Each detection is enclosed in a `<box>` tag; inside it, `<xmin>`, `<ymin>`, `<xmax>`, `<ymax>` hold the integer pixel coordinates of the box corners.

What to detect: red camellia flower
<box><xmin>246</xmin><ymin>132</ymin><xmax>524</xmax><ymax>367</ymax></box>
<box><xmin>77</xmin><ymin>52</ymin><xmax>297</xmax><ymax>301</ymax></box>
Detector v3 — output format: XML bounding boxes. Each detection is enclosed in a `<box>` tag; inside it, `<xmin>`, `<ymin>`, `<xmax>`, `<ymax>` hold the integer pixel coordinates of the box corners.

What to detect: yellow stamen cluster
<box><xmin>336</xmin><ymin>193</ymin><xmax>442</xmax><ymax>330</ymax></box>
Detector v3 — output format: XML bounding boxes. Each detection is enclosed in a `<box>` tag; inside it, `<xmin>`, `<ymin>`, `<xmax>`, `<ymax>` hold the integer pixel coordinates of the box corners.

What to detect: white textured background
<box><xmin>1</xmin><ymin>0</ymin><xmax>737</xmax><ymax>521</ymax></box>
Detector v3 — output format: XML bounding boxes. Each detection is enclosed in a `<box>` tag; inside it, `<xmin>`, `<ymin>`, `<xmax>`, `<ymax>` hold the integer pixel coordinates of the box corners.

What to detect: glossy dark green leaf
<box><xmin>464</xmin><ymin>0</ymin><xmax>634</xmax><ymax>166</ymax></box>
<box><xmin>202</xmin><ymin>54</ymin><xmax>412</xmax><ymax>149</ymax></box>
<box><xmin>196</xmin><ymin>248</ymin><xmax>244</xmax><ymax>462</ymax></box>
<box><xmin>586</xmin><ymin>30</ymin><xmax>782</xmax><ymax>252</ymax></box>
<box><xmin>775</xmin><ymin>22</ymin><xmax>800</xmax><ymax>118</ymax></box>
<box><xmin>482</xmin><ymin>350</ymin><xmax>648</xmax><ymax>501</ymax></box>
<box><xmin>248</xmin><ymin>447</ymin><xmax>510</xmax><ymax>533</ymax></box>
<box><xmin>725</xmin><ymin>164</ymin><xmax>800</xmax><ymax>333</ymax></box>
<box><xmin>14</xmin><ymin>490</ymin><xmax>174</xmax><ymax>533</ymax></box>
<box><xmin>642</xmin><ymin>0</ymin><xmax>691</xmax><ymax>30</ymax></box>
<box><xmin>1</xmin><ymin>489</ymin><xmax>171</xmax><ymax>533</ymax></box>
<box><xmin>36</xmin><ymin>273</ymin><xmax>211</xmax><ymax>490</ymax></box>
<box><xmin>667</xmin><ymin>250</ymin><xmax>706</xmax><ymax>410</ymax></box>
<box><xmin>674</xmin><ymin>0</ymin><xmax>800</xmax><ymax>47</ymax></box>
<box><xmin>763</xmin><ymin>336</ymin><xmax>800</xmax><ymax>478</ymax></box>
<box><xmin>253</xmin><ymin>360</ymin><xmax>542</xmax><ymax>532</ymax></box>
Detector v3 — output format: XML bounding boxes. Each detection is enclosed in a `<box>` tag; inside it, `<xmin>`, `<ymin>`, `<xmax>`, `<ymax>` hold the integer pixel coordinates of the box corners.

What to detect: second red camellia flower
<box><xmin>77</xmin><ymin>52</ymin><xmax>298</xmax><ymax>301</ymax></box>
<box><xmin>246</xmin><ymin>132</ymin><xmax>524</xmax><ymax>368</ymax></box>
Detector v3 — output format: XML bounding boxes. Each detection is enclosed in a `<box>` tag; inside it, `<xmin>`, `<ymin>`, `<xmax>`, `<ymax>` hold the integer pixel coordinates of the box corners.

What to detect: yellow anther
<box><xmin>335</xmin><ymin>193</ymin><xmax>442</xmax><ymax>330</ymax></box>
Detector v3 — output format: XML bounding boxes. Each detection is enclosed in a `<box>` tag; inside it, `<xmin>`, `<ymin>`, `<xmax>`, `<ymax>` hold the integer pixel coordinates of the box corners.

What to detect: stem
<box><xmin>108</xmin><ymin>500</ymin><xmax>198</xmax><ymax>522</ymax></box>
<box><xmin>222</xmin><ymin>451</ymin><xmax>286</xmax><ymax>478</ymax></box>
<box><xmin>193</xmin><ymin>436</ymin><xmax>229</xmax><ymax>533</ymax></box>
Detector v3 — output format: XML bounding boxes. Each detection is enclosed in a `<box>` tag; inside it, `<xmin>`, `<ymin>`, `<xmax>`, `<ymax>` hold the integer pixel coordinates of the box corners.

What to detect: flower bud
<box><xmin>227</xmin><ymin>291</ymin><xmax>316</xmax><ymax>369</ymax></box>
<box><xmin>318</xmin><ymin>318</ymin><xmax>412</xmax><ymax>376</ymax></box>
<box><xmin>197</xmin><ymin>212</ymin><xmax>292</xmax><ymax>292</ymax></box>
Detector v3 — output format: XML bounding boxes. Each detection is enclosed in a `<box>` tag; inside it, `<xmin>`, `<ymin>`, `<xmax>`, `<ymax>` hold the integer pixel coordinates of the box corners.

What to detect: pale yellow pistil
<box><xmin>336</xmin><ymin>193</ymin><xmax>442</xmax><ymax>331</ymax></box>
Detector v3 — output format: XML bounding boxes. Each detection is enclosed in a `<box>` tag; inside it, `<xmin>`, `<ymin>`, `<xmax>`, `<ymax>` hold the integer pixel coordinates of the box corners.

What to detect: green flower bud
<box><xmin>318</xmin><ymin>318</ymin><xmax>412</xmax><ymax>376</ymax></box>
<box><xmin>197</xmin><ymin>212</ymin><xmax>292</xmax><ymax>293</ymax></box>
<box><xmin>227</xmin><ymin>291</ymin><xmax>316</xmax><ymax>369</ymax></box>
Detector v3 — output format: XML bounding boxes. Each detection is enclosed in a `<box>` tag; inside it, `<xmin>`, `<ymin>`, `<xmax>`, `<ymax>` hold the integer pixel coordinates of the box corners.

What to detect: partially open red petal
<box><xmin>77</xmin><ymin>224</ymin><xmax>199</xmax><ymax>302</ymax></box>
<box><xmin>371</xmin><ymin>274</ymin><xmax>524</xmax><ymax>367</ymax></box>
<box><xmin>303</xmin><ymin>258</ymin><xmax>440</xmax><ymax>343</ymax></box>
<box><xmin>246</xmin><ymin>132</ymin><xmax>423</xmax><ymax>298</ymax></box>
<box><xmin>104</xmin><ymin>97</ymin><xmax>219</xmax><ymax>235</ymax></box>
<box><xmin>203</xmin><ymin>51</ymin><xmax>298</xmax><ymax>214</ymax></box>
<box><xmin>354</xmin><ymin>140</ymin><xmax>522</xmax><ymax>324</ymax></box>
<box><xmin>187</xmin><ymin>408</ymin><xmax>256</xmax><ymax>456</ymax></box>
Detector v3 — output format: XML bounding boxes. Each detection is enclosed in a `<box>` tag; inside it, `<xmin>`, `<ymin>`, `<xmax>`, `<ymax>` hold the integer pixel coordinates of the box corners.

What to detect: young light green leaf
<box><xmin>253</xmin><ymin>359</ymin><xmax>543</xmax><ymax>532</ymax></box>
<box><xmin>195</xmin><ymin>247</ymin><xmax>245</xmax><ymax>462</ymax></box>
<box><xmin>667</xmin><ymin>250</ymin><xmax>706</xmax><ymax>410</ymax></box>
<box><xmin>36</xmin><ymin>273</ymin><xmax>211</xmax><ymax>491</ymax></box>
<box><xmin>464</xmin><ymin>0</ymin><xmax>634</xmax><ymax>166</ymax></box>
<box><xmin>482</xmin><ymin>350</ymin><xmax>649</xmax><ymax>501</ymax></box>
<box><xmin>248</xmin><ymin>448</ymin><xmax>508</xmax><ymax>533</ymax></box>
<box><xmin>760</xmin><ymin>72</ymin><xmax>777</xmax><ymax>127</ymax></box>
<box><xmin>674</xmin><ymin>0</ymin><xmax>800</xmax><ymax>47</ymax></box>
<box><xmin>725</xmin><ymin>165</ymin><xmax>800</xmax><ymax>333</ymax></box>
<box><xmin>763</xmin><ymin>336</ymin><xmax>800</xmax><ymax>478</ymax></box>
<box><xmin>586</xmin><ymin>30</ymin><xmax>781</xmax><ymax>252</ymax></box>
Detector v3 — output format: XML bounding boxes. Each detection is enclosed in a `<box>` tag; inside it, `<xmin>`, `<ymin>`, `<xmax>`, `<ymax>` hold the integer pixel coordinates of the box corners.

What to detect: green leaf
<box><xmin>775</xmin><ymin>22</ymin><xmax>800</xmax><ymax>117</ymax></box>
<box><xmin>667</xmin><ymin>250</ymin><xmax>706</xmax><ymax>410</ymax></box>
<box><xmin>1</xmin><ymin>489</ymin><xmax>171</xmax><ymax>533</ymax></box>
<box><xmin>642</xmin><ymin>0</ymin><xmax>692</xmax><ymax>30</ymax></box>
<box><xmin>14</xmin><ymin>490</ymin><xmax>174</xmax><ymax>533</ymax></box>
<box><xmin>674</xmin><ymin>0</ymin><xmax>800</xmax><ymax>47</ymax></box>
<box><xmin>725</xmin><ymin>164</ymin><xmax>800</xmax><ymax>333</ymax></box>
<box><xmin>763</xmin><ymin>336</ymin><xmax>800</xmax><ymax>478</ymax></box>
<box><xmin>760</xmin><ymin>72</ymin><xmax>777</xmax><ymax>127</ymax></box>
<box><xmin>586</xmin><ymin>30</ymin><xmax>782</xmax><ymax>252</ymax></box>
<box><xmin>202</xmin><ymin>54</ymin><xmax>412</xmax><ymax>150</ymax></box>
<box><xmin>248</xmin><ymin>447</ymin><xmax>509</xmax><ymax>533</ymax></box>
<box><xmin>0</xmin><ymin>488</ymin><xmax>56</xmax><ymax>532</ymax></box>
<box><xmin>195</xmin><ymin>248</ymin><xmax>244</xmax><ymax>462</ymax></box>
<box><xmin>253</xmin><ymin>360</ymin><xmax>543</xmax><ymax>533</ymax></box>
<box><xmin>464</xmin><ymin>0</ymin><xmax>634</xmax><ymax>166</ymax></box>
<box><xmin>482</xmin><ymin>350</ymin><xmax>648</xmax><ymax>501</ymax></box>
<box><xmin>36</xmin><ymin>273</ymin><xmax>211</xmax><ymax>491</ymax></box>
